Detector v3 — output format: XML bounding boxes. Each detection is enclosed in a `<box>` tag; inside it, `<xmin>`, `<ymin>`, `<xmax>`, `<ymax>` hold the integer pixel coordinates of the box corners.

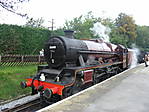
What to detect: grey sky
<box><xmin>0</xmin><ymin>0</ymin><xmax>148</xmax><ymax>28</ymax></box>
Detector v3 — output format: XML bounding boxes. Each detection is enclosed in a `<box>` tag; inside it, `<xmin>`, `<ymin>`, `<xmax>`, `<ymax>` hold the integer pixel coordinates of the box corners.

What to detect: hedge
<box><xmin>0</xmin><ymin>24</ymin><xmax>51</xmax><ymax>55</ymax></box>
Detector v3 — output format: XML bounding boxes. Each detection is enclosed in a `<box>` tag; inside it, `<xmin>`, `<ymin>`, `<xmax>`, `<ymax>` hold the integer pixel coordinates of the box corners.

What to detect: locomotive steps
<box><xmin>38</xmin><ymin>64</ymin><xmax>149</xmax><ymax>112</ymax></box>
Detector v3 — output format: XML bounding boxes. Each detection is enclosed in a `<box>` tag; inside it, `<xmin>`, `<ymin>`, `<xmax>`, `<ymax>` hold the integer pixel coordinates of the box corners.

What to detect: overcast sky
<box><xmin>0</xmin><ymin>0</ymin><xmax>149</xmax><ymax>28</ymax></box>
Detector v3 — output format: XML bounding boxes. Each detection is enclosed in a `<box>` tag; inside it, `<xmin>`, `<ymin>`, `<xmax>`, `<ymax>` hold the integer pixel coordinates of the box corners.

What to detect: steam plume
<box><xmin>90</xmin><ymin>22</ymin><xmax>111</xmax><ymax>42</ymax></box>
<box><xmin>130</xmin><ymin>44</ymin><xmax>140</xmax><ymax>68</ymax></box>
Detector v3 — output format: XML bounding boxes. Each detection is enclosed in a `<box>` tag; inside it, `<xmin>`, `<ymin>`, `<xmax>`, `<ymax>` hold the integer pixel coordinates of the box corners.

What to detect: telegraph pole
<box><xmin>48</xmin><ymin>19</ymin><xmax>55</xmax><ymax>31</ymax></box>
<box><xmin>51</xmin><ymin>19</ymin><xmax>54</xmax><ymax>31</ymax></box>
<box><xmin>48</xmin><ymin>19</ymin><xmax>55</xmax><ymax>36</ymax></box>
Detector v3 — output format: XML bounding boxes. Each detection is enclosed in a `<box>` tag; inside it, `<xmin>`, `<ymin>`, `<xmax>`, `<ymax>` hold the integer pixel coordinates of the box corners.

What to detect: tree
<box><xmin>64</xmin><ymin>11</ymin><xmax>101</xmax><ymax>39</ymax></box>
<box><xmin>0</xmin><ymin>0</ymin><xmax>29</xmax><ymax>17</ymax></box>
<box><xmin>25</xmin><ymin>17</ymin><xmax>45</xmax><ymax>28</ymax></box>
<box><xmin>115</xmin><ymin>13</ymin><xmax>137</xmax><ymax>47</ymax></box>
<box><xmin>0</xmin><ymin>24</ymin><xmax>51</xmax><ymax>55</ymax></box>
<box><xmin>63</xmin><ymin>11</ymin><xmax>117</xmax><ymax>40</ymax></box>
<box><xmin>136</xmin><ymin>26</ymin><xmax>149</xmax><ymax>51</ymax></box>
<box><xmin>0</xmin><ymin>24</ymin><xmax>21</xmax><ymax>54</ymax></box>
<box><xmin>53</xmin><ymin>28</ymin><xmax>65</xmax><ymax>36</ymax></box>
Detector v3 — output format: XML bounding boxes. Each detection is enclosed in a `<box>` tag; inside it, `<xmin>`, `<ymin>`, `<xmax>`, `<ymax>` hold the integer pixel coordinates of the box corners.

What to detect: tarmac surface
<box><xmin>38</xmin><ymin>64</ymin><xmax>149</xmax><ymax>112</ymax></box>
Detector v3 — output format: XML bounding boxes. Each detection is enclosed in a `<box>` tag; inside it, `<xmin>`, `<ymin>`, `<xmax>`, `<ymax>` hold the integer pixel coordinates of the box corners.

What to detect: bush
<box><xmin>0</xmin><ymin>24</ymin><xmax>51</xmax><ymax>55</ymax></box>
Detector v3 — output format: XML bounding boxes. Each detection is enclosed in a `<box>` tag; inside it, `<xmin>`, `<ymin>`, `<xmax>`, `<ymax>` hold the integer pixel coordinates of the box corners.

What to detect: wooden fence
<box><xmin>0</xmin><ymin>55</ymin><xmax>46</xmax><ymax>66</ymax></box>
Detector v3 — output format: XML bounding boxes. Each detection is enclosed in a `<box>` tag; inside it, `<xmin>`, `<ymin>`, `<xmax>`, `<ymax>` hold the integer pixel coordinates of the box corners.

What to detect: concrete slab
<box><xmin>38</xmin><ymin>64</ymin><xmax>149</xmax><ymax>112</ymax></box>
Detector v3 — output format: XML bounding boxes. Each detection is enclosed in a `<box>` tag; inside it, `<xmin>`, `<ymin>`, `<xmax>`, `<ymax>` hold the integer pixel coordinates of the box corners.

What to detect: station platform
<box><xmin>38</xmin><ymin>64</ymin><xmax>149</xmax><ymax>112</ymax></box>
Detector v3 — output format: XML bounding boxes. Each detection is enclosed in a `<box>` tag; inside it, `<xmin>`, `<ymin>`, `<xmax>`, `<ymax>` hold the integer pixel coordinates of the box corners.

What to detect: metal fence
<box><xmin>0</xmin><ymin>55</ymin><xmax>46</xmax><ymax>66</ymax></box>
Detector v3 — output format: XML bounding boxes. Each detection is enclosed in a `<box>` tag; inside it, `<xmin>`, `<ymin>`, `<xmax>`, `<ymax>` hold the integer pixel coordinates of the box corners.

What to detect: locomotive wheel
<box><xmin>114</xmin><ymin>67</ymin><xmax>119</xmax><ymax>75</ymax></box>
<box><xmin>39</xmin><ymin>92</ymin><xmax>47</xmax><ymax>106</ymax></box>
<box><xmin>93</xmin><ymin>75</ymin><xmax>98</xmax><ymax>84</ymax></box>
<box><xmin>62</xmin><ymin>79</ymin><xmax>83</xmax><ymax>99</ymax></box>
<box><xmin>117</xmin><ymin>67</ymin><xmax>122</xmax><ymax>74</ymax></box>
<box><xmin>72</xmin><ymin>79</ymin><xmax>83</xmax><ymax>94</ymax></box>
<box><xmin>62</xmin><ymin>87</ymin><xmax>73</xmax><ymax>99</ymax></box>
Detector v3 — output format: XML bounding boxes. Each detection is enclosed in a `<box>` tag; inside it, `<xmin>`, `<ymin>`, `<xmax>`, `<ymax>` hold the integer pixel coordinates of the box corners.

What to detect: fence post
<box><xmin>0</xmin><ymin>55</ymin><xmax>1</xmax><ymax>63</ymax></box>
<box><xmin>39</xmin><ymin>55</ymin><xmax>41</xmax><ymax>63</ymax></box>
<box><xmin>21</xmin><ymin>56</ymin><xmax>24</xmax><ymax>62</ymax></box>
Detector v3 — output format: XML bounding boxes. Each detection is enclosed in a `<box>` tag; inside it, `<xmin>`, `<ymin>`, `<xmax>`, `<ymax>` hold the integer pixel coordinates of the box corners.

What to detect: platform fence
<box><xmin>0</xmin><ymin>55</ymin><xmax>46</xmax><ymax>66</ymax></box>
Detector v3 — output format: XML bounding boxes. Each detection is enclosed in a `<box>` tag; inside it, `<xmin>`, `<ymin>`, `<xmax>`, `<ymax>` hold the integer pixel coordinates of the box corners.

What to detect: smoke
<box><xmin>130</xmin><ymin>44</ymin><xmax>140</xmax><ymax>68</ymax></box>
<box><xmin>90</xmin><ymin>22</ymin><xmax>111</xmax><ymax>42</ymax></box>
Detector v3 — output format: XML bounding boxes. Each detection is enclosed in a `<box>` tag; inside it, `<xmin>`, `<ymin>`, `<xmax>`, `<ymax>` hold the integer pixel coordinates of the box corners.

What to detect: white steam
<box><xmin>90</xmin><ymin>22</ymin><xmax>111</xmax><ymax>42</ymax></box>
<box><xmin>130</xmin><ymin>44</ymin><xmax>140</xmax><ymax>68</ymax></box>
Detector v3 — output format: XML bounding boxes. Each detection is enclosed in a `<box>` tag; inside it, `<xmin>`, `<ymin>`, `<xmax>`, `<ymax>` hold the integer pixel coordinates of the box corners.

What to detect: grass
<box><xmin>0</xmin><ymin>65</ymin><xmax>38</xmax><ymax>101</ymax></box>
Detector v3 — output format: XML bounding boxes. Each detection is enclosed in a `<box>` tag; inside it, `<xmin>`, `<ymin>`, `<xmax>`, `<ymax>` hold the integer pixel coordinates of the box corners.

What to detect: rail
<box><xmin>1</xmin><ymin>98</ymin><xmax>42</xmax><ymax>112</ymax></box>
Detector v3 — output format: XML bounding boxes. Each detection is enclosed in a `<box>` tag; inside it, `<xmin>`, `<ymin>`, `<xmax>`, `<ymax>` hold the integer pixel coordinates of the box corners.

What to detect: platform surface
<box><xmin>39</xmin><ymin>64</ymin><xmax>149</xmax><ymax>112</ymax></box>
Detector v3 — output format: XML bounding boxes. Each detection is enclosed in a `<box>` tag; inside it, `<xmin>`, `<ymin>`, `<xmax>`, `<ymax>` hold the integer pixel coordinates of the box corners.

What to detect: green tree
<box><xmin>115</xmin><ymin>13</ymin><xmax>137</xmax><ymax>47</ymax></box>
<box><xmin>0</xmin><ymin>24</ymin><xmax>21</xmax><ymax>54</ymax></box>
<box><xmin>63</xmin><ymin>11</ymin><xmax>117</xmax><ymax>40</ymax></box>
<box><xmin>101</xmin><ymin>18</ymin><xmax>114</xmax><ymax>28</ymax></box>
<box><xmin>53</xmin><ymin>28</ymin><xmax>65</xmax><ymax>36</ymax></box>
<box><xmin>25</xmin><ymin>17</ymin><xmax>45</xmax><ymax>28</ymax></box>
<box><xmin>110</xmin><ymin>29</ymin><xmax>128</xmax><ymax>46</ymax></box>
<box><xmin>0</xmin><ymin>24</ymin><xmax>51</xmax><ymax>55</ymax></box>
<box><xmin>64</xmin><ymin>11</ymin><xmax>101</xmax><ymax>39</ymax></box>
<box><xmin>136</xmin><ymin>26</ymin><xmax>149</xmax><ymax>51</ymax></box>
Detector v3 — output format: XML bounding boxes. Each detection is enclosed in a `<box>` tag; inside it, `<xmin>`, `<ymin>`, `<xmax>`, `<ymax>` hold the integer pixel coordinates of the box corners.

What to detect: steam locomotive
<box><xmin>21</xmin><ymin>30</ymin><xmax>133</xmax><ymax>102</ymax></box>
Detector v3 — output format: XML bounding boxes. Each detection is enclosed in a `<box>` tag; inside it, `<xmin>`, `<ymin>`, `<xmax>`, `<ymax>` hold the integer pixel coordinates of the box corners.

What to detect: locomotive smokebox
<box><xmin>44</xmin><ymin>35</ymin><xmax>88</xmax><ymax>68</ymax></box>
<box><xmin>64</xmin><ymin>30</ymin><xmax>74</xmax><ymax>39</ymax></box>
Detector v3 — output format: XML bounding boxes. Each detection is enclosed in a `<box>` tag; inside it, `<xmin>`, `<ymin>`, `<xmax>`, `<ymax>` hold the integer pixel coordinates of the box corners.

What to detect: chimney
<box><xmin>64</xmin><ymin>30</ymin><xmax>74</xmax><ymax>39</ymax></box>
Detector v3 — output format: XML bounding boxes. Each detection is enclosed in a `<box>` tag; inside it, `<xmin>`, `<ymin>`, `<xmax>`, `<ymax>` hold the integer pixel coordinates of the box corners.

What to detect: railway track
<box><xmin>1</xmin><ymin>98</ymin><xmax>46</xmax><ymax>112</ymax></box>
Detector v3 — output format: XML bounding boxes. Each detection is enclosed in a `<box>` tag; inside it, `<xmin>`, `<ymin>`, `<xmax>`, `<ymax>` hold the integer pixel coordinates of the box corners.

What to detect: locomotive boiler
<box><xmin>21</xmin><ymin>30</ymin><xmax>133</xmax><ymax>103</ymax></box>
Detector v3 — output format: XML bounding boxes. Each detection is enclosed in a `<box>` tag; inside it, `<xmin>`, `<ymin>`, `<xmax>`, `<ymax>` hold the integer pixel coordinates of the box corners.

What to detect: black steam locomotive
<box><xmin>21</xmin><ymin>30</ymin><xmax>133</xmax><ymax>102</ymax></box>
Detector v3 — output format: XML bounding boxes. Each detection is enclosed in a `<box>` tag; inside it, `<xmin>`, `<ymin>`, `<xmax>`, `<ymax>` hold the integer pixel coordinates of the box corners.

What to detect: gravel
<box><xmin>0</xmin><ymin>94</ymin><xmax>39</xmax><ymax>111</ymax></box>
